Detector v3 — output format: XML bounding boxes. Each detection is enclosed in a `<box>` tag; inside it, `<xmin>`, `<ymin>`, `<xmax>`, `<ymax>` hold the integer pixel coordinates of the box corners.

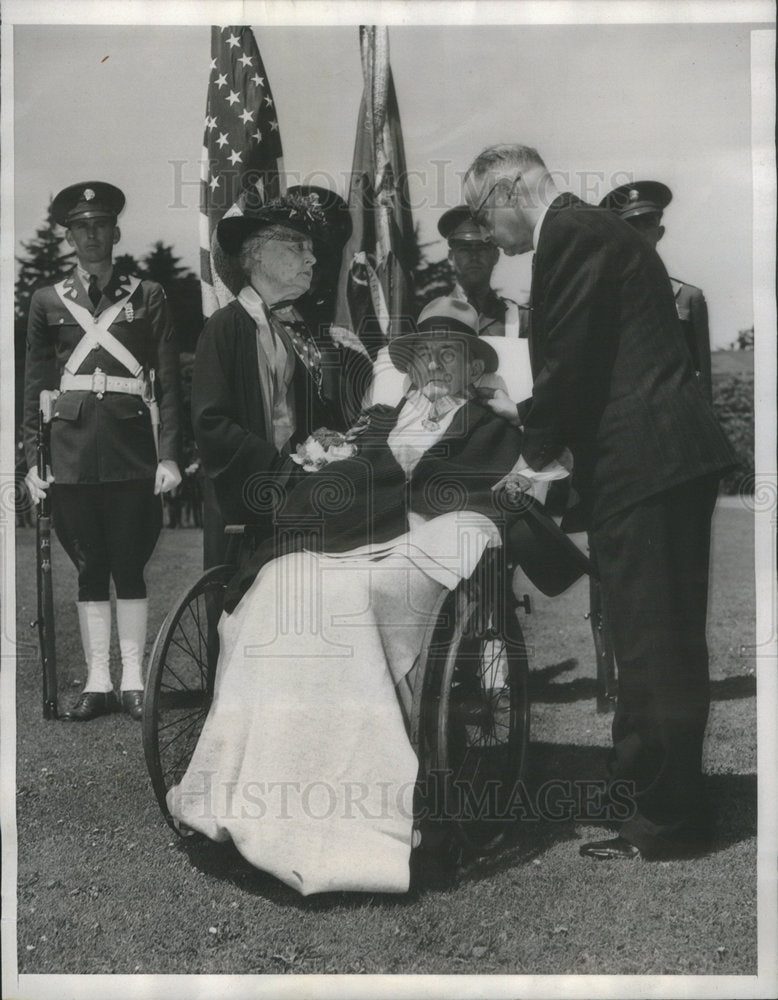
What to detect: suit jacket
<box><xmin>23</xmin><ymin>267</ymin><xmax>180</xmax><ymax>483</ymax></box>
<box><xmin>192</xmin><ymin>297</ymin><xmax>341</xmax><ymax>530</ymax></box>
<box><xmin>525</xmin><ymin>193</ymin><xmax>734</xmax><ymax>528</ymax></box>
<box><xmin>670</xmin><ymin>278</ymin><xmax>712</xmax><ymax>402</ymax></box>
<box><xmin>223</xmin><ymin>397</ymin><xmax>525</xmax><ymax>612</ymax></box>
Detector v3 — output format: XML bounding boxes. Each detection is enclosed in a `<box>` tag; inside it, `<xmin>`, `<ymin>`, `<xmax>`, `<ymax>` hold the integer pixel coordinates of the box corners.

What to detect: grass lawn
<box><xmin>11</xmin><ymin>501</ymin><xmax>757</xmax><ymax>981</ymax></box>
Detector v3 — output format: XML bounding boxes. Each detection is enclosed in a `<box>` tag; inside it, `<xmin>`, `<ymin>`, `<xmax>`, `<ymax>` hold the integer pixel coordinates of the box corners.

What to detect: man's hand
<box><xmin>25</xmin><ymin>466</ymin><xmax>53</xmax><ymax>505</ymax></box>
<box><xmin>154</xmin><ymin>460</ymin><xmax>182</xmax><ymax>495</ymax></box>
<box><xmin>473</xmin><ymin>385</ymin><xmax>522</xmax><ymax>426</ymax></box>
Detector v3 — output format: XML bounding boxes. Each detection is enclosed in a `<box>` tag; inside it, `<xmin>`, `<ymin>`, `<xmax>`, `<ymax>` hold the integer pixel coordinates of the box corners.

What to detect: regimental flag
<box><xmin>331</xmin><ymin>26</ymin><xmax>415</xmax><ymax>363</ymax></box>
<box><xmin>200</xmin><ymin>25</ymin><xmax>284</xmax><ymax>317</ymax></box>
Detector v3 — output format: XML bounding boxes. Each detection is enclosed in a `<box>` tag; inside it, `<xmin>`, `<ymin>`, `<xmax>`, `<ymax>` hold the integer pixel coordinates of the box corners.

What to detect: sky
<box><xmin>9</xmin><ymin>8</ymin><xmax>775</xmax><ymax>348</ymax></box>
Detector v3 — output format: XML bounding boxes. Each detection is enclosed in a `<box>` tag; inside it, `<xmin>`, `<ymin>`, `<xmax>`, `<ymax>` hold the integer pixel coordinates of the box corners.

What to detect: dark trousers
<box><xmin>589</xmin><ymin>474</ymin><xmax>719</xmax><ymax>852</ymax></box>
<box><xmin>51</xmin><ymin>481</ymin><xmax>162</xmax><ymax>601</ymax></box>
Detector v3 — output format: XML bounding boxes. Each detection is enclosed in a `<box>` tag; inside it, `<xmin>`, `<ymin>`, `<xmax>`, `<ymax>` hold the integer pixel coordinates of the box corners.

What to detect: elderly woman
<box><xmin>192</xmin><ymin>193</ymin><xmax>346</xmax><ymax>567</ymax></box>
<box><xmin>169</xmin><ymin>297</ymin><xmax>529</xmax><ymax>895</ymax></box>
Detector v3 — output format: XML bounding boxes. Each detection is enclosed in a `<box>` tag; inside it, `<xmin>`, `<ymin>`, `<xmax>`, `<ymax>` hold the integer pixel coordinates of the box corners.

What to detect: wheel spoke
<box><xmin>143</xmin><ymin>566</ymin><xmax>232</xmax><ymax>834</ymax></box>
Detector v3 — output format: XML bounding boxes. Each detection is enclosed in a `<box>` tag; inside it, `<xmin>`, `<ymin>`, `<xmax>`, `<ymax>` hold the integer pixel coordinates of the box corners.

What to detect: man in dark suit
<box><xmin>599</xmin><ymin>181</ymin><xmax>712</xmax><ymax>400</ymax></box>
<box><xmin>464</xmin><ymin>144</ymin><xmax>735</xmax><ymax>860</ymax></box>
<box><xmin>23</xmin><ymin>181</ymin><xmax>181</xmax><ymax>720</ymax></box>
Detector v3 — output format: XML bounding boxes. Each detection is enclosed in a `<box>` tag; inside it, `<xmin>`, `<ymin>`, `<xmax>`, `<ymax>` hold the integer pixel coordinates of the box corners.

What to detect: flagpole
<box><xmin>332</xmin><ymin>25</ymin><xmax>415</xmax><ymax>358</ymax></box>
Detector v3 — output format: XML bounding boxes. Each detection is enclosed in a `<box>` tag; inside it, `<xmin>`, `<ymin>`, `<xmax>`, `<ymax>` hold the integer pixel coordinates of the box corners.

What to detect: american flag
<box><xmin>200</xmin><ymin>25</ymin><xmax>284</xmax><ymax>316</ymax></box>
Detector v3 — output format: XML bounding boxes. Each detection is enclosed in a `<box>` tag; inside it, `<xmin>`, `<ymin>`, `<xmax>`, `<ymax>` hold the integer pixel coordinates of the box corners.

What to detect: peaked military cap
<box><xmin>438</xmin><ymin>205</ymin><xmax>494</xmax><ymax>245</ymax></box>
<box><xmin>51</xmin><ymin>181</ymin><xmax>125</xmax><ymax>227</ymax></box>
<box><xmin>599</xmin><ymin>181</ymin><xmax>672</xmax><ymax>220</ymax></box>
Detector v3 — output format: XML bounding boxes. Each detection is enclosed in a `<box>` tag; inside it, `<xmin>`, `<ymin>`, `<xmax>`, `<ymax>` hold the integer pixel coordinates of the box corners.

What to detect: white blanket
<box><xmin>167</xmin><ymin>513</ymin><xmax>499</xmax><ymax>894</ymax></box>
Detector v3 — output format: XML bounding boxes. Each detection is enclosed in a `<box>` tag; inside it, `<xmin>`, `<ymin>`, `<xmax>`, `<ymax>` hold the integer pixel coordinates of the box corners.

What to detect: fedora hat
<box><xmin>388</xmin><ymin>296</ymin><xmax>499</xmax><ymax>374</ymax></box>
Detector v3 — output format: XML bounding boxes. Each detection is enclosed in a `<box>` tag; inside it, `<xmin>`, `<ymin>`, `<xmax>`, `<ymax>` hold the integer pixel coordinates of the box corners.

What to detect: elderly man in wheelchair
<box><xmin>150</xmin><ymin>295</ymin><xmax>589</xmax><ymax>895</ymax></box>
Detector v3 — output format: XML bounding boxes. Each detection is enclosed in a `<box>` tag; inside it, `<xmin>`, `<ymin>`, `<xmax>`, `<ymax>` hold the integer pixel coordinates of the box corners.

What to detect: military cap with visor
<box><xmin>598</xmin><ymin>181</ymin><xmax>672</xmax><ymax>220</ymax></box>
<box><xmin>51</xmin><ymin>181</ymin><xmax>126</xmax><ymax>228</ymax></box>
<box><xmin>438</xmin><ymin>205</ymin><xmax>495</xmax><ymax>246</ymax></box>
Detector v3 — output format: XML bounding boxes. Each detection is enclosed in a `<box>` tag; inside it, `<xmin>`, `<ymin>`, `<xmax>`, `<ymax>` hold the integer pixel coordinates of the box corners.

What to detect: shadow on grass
<box><xmin>178</xmin><ymin>836</ymin><xmax>427</xmax><ymax>912</ymax></box>
<box><xmin>530</xmin><ymin>659</ymin><xmax>756</xmax><ymax>703</ymax></box>
<box><xmin>174</xmin><ymin>739</ymin><xmax>756</xmax><ymax>906</ymax></box>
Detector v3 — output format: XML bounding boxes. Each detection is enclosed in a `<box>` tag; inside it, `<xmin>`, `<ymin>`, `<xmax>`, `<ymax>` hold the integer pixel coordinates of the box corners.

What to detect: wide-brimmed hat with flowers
<box><xmin>216</xmin><ymin>192</ymin><xmax>330</xmax><ymax>257</ymax></box>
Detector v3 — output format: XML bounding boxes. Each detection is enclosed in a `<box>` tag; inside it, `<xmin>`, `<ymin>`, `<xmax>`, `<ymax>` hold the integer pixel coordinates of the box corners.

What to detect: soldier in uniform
<box><xmin>438</xmin><ymin>205</ymin><xmax>529</xmax><ymax>338</ymax></box>
<box><xmin>599</xmin><ymin>181</ymin><xmax>712</xmax><ymax>400</ymax></box>
<box><xmin>23</xmin><ymin>181</ymin><xmax>182</xmax><ymax>721</ymax></box>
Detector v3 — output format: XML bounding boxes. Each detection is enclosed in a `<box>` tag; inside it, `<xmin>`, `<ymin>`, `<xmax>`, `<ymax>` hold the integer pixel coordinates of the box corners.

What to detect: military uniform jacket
<box><xmin>23</xmin><ymin>267</ymin><xmax>181</xmax><ymax>483</ymax></box>
<box><xmin>451</xmin><ymin>283</ymin><xmax>527</xmax><ymax>338</ymax></box>
<box><xmin>670</xmin><ymin>277</ymin><xmax>712</xmax><ymax>401</ymax></box>
<box><xmin>525</xmin><ymin>193</ymin><xmax>735</xmax><ymax>529</ymax></box>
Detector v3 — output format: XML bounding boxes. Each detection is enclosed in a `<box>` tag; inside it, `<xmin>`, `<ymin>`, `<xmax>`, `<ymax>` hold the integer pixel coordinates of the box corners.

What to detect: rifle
<box><xmin>34</xmin><ymin>390</ymin><xmax>58</xmax><ymax>720</ymax></box>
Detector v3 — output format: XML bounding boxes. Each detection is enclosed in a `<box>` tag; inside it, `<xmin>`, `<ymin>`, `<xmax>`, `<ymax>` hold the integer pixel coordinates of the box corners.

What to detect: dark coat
<box><xmin>23</xmin><ymin>267</ymin><xmax>180</xmax><ymax>483</ymax></box>
<box><xmin>524</xmin><ymin>193</ymin><xmax>735</xmax><ymax>528</ymax></box>
<box><xmin>191</xmin><ymin>298</ymin><xmax>341</xmax><ymax>529</ymax></box>
<box><xmin>224</xmin><ymin>397</ymin><xmax>525</xmax><ymax>612</ymax></box>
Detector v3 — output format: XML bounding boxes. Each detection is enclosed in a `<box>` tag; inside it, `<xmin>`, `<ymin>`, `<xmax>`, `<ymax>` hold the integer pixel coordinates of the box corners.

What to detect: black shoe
<box><xmin>62</xmin><ymin>691</ymin><xmax>118</xmax><ymax>722</ymax></box>
<box><xmin>120</xmin><ymin>690</ymin><xmax>144</xmax><ymax>721</ymax></box>
<box><xmin>579</xmin><ymin>835</ymin><xmax>641</xmax><ymax>860</ymax></box>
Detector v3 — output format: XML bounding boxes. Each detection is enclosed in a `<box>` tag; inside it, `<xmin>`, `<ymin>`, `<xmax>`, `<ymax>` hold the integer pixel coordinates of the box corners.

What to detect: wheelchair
<box><xmin>142</xmin><ymin>492</ymin><xmax>598</xmax><ymax>858</ymax></box>
<box><xmin>143</xmin><ymin>335</ymin><xmax>615</xmax><ymax>859</ymax></box>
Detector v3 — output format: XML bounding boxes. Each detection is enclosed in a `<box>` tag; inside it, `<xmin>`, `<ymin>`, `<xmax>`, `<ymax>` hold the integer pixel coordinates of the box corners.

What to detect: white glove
<box><xmin>154</xmin><ymin>460</ymin><xmax>182</xmax><ymax>495</ymax></box>
<box><xmin>25</xmin><ymin>466</ymin><xmax>53</xmax><ymax>505</ymax></box>
<box><xmin>492</xmin><ymin>449</ymin><xmax>574</xmax><ymax>495</ymax></box>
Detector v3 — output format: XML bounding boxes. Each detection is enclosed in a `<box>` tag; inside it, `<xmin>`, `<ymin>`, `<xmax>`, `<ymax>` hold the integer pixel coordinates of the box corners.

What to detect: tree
<box><xmin>14</xmin><ymin>201</ymin><xmax>76</xmax><ymax>419</ymax></box>
<box><xmin>730</xmin><ymin>326</ymin><xmax>754</xmax><ymax>351</ymax></box>
<box><xmin>138</xmin><ymin>242</ymin><xmax>204</xmax><ymax>354</ymax></box>
<box><xmin>15</xmin><ymin>201</ymin><xmax>76</xmax><ymax>320</ymax></box>
<box><xmin>114</xmin><ymin>252</ymin><xmax>142</xmax><ymax>275</ymax></box>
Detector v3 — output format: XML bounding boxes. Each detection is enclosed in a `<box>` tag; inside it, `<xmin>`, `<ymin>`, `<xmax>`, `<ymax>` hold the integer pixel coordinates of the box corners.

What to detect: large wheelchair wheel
<box><xmin>413</xmin><ymin>560</ymin><xmax>530</xmax><ymax>855</ymax></box>
<box><xmin>143</xmin><ymin>564</ymin><xmax>234</xmax><ymax>834</ymax></box>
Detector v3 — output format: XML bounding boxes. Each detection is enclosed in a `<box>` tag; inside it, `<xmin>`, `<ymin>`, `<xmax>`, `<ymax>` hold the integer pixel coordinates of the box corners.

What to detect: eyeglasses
<box><xmin>470</xmin><ymin>173</ymin><xmax>521</xmax><ymax>226</ymax></box>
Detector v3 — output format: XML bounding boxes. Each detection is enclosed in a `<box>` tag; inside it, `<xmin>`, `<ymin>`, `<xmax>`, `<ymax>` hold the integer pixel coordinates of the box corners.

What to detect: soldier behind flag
<box><xmin>438</xmin><ymin>206</ymin><xmax>529</xmax><ymax>339</ymax></box>
<box><xmin>599</xmin><ymin>181</ymin><xmax>712</xmax><ymax>401</ymax></box>
<box><xmin>23</xmin><ymin>181</ymin><xmax>182</xmax><ymax>721</ymax></box>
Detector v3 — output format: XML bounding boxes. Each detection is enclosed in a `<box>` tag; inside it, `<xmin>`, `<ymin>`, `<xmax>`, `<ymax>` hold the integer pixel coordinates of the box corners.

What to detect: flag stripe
<box><xmin>199</xmin><ymin>25</ymin><xmax>284</xmax><ymax>316</ymax></box>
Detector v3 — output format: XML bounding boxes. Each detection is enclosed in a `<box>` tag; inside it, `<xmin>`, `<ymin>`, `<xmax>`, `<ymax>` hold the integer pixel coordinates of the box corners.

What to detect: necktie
<box><xmin>87</xmin><ymin>274</ymin><xmax>101</xmax><ymax>309</ymax></box>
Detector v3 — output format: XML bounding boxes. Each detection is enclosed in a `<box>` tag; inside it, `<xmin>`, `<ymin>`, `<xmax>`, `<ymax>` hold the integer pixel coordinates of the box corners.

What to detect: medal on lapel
<box><xmin>124</xmin><ymin>302</ymin><xmax>134</xmax><ymax>323</ymax></box>
<box><xmin>422</xmin><ymin>402</ymin><xmax>442</xmax><ymax>432</ymax></box>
